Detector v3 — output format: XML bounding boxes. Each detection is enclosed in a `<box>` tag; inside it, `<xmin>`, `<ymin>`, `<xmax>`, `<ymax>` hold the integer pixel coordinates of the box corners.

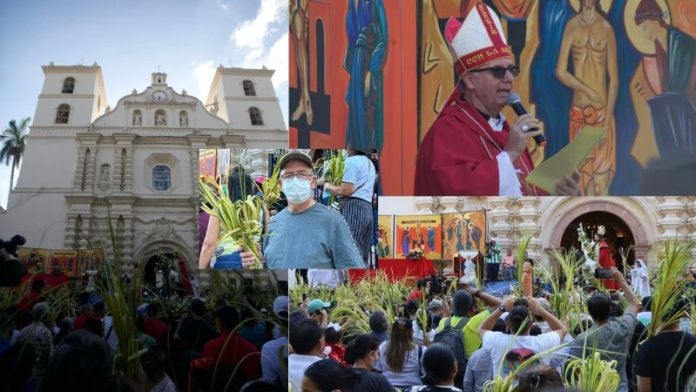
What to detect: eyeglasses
<box><xmin>280</xmin><ymin>172</ymin><xmax>314</xmax><ymax>180</ymax></box>
<box><xmin>470</xmin><ymin>65</ymin><xmax>520</xmax><ymax>79</ymax></box>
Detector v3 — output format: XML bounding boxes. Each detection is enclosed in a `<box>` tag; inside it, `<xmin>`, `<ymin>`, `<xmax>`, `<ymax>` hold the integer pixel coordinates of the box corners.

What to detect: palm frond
<box><xmin>648</xmin><ymin>240</ymin><xmax>695</xmax><ymax>338</ymax></box>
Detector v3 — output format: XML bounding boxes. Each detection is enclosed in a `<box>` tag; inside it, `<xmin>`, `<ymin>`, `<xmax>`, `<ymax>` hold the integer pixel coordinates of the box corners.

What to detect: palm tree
<box><xmin>1</xmin><ymin>117</ymin><xmax>31</xmax><ymax>196</ymax></box>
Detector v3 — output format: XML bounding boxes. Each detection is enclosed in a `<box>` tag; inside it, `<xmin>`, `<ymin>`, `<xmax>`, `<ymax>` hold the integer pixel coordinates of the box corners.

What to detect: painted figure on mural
<box><xmin>633</xmin><ymin>0</ymin><xmax>696</xmax><ymax>102</ymax></box>
<box><xmin>377</xmin><ymin>226</ymin><xmax>390</xmax><ymax>258</ymax></box>
<box><xmin>402</xmin><ymin>227</ymin><xmax>411</xmax><ymax>257</ymax></box>
<box><xmin>290</xmin><ymin>0</ymin><xmax>313</xmax><ymax>125</ymax></box>
<box><xmin>419</xmin><ymin>0</ymin><xmax>455</xmax><ymax>145</ymax></box>
<box><xmin>344</xmin><ymin>0</ymin><xmax>388</xmax><ymax>152</ymax></box>
<box><xmin>556</xmin><ymin>0</ymin><xmax>618</xmax><ymax>196</ymax></box>
<box><xmin>456</xmin><ymin>220</ymin><xmax>465</xmax><ymax>252</ymax></box>
<box><xmin>632</xmin><ymin>0</ymin><xmax>696</xmax><ymax>152</ymax></box>
<box><xmin>427</xmin><ymin>225</ymin><xmax>435</xmax><ymax>253</ymax></box>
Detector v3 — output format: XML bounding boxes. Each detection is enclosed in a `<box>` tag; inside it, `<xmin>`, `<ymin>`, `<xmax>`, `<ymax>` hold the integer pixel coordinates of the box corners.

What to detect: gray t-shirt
<box><xmin>568</xmin><ymin>313</ymin><xmax>637</xmax><ymax>392</ymax></box>
<box><xmin>263</xmin><ymin>203</ymin><xmax>364</xmax><ymax>269</ymax></box>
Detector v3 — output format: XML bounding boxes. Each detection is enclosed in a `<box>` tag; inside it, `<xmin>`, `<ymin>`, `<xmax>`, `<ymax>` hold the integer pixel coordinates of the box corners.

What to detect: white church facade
<box><xmin>0</xmin><ymin>63</ymin><xmax>287</xmax><ymax>273</ymax></box>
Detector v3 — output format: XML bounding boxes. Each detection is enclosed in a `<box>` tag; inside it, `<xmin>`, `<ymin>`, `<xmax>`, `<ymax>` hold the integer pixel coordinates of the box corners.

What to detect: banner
<box><xmin>441</xmin><ymin>211</ymin><xmax>487</xmax><ymax>259</ymax></box>
<box><xmin>199</xmin><ymin>149</ymin><xmax>217</xmax><ymax>178</ymax></box>
<box><xmin>216</xmin><ymin>149</ymin><xmax>231</xmax><ymax>179</ymax></box>
<box><xmin>377</xmin><ymin>215</ymin><xmax>394</xmax><ymax>258</ymax></box>
<box><xmin>47</xmin><ymin>249</ymin><xmax>79</xmax><ymax>277</ymax></box>
<box><xmin>17</xmin><ymin>247</ymin><xmax>49</xmax><ymax>274</ymax></box>
<box><xmin>395</xmin><ymin>215</ymin><xmax>442</xmax><ymax>260</ymax></box>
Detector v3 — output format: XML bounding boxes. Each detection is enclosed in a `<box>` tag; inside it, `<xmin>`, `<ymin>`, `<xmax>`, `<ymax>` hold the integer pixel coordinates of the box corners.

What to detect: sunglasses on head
<box><xmin>470</xmin><ymin>64</ymin><xmax>520</xmax><ymax>79</ymax></box>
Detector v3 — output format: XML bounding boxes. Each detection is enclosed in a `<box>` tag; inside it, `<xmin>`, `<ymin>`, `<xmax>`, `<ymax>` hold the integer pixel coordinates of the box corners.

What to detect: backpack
<box><xmin>433</xmin><ymin>317</ymin><xmax>469</xmax><ymax>384</ymax></box>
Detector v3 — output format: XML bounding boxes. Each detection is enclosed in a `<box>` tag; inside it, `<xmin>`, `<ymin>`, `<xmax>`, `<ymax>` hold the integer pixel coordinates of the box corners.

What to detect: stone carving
<box><xmin>155</xmin><ymin>111</ymin><xmax>166</xmax><ymax>126</ymax></box>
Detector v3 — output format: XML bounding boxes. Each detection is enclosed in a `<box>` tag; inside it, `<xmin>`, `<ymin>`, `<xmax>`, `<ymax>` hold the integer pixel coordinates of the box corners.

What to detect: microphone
<box><xmin>507</xmin><ymin>93</ymin><xmax>546</xmax><ymax>147</ymax></box>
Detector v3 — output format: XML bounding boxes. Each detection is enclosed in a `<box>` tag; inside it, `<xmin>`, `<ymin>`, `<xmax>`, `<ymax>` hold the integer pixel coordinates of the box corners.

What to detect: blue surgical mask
<box><xmin>282</xmin><ymin>177</ymin><xmax>312</xmax><ymax>204</ymax></box>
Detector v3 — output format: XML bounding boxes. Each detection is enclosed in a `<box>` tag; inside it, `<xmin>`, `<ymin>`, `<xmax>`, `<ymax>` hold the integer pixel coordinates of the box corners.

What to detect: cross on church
<box><xmin>157</xmin><ymin>64</ymin><xmax>161</xmax><ymax>72</ymax></box>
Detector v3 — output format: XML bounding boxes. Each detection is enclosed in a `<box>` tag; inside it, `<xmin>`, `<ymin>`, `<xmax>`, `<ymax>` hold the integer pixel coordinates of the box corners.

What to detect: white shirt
<box><xmin>482</xmin><ymin>331</ymin><xmax>562</xmax><ymax>376</ymax></box>
<box><xmin>288</xmin><ymin>353</ymin><xmax>321</xmax><ymax>391</ymax></box>
<box><xmin>487</xmin><ymin>113</ymin><xmax>524</xmax><ymax>197</ymax></box>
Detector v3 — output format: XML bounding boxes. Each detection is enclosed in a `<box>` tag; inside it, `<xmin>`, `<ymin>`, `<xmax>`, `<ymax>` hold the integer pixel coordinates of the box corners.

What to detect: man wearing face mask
<box><xmin>242</xmin><ymin>151</ymin><xmax>364</xmax><ymax>269</ymax></box>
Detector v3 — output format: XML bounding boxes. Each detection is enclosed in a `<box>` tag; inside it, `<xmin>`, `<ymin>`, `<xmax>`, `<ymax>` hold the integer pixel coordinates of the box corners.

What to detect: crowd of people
<box><xmin>0</xmin><ymin>243</ymin><xmax>289</xmax><ymax>392</ymax></box>
<box><xmin>289</xmin><ymin>265</ymin><xmax>696</xmax><ymax>392</ymax></box>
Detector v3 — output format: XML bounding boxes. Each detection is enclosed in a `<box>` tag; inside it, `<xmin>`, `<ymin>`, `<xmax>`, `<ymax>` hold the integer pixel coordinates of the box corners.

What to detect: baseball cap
<box><xmin>273</xmin><ymin>296</ymin><xmax>289</xmax><ymax>319</ymax></box>
<box><xmin>277</xmin><ymin>151</ymin><xmax>313</xmax><ymax>171</ymax></box>
<box><xmin>307</xmin><ymin>299</ymin><xmax>331</xmax><ymax>314</ymax></box>
<box><xmin>428</xmin><ymin>298</ymin><xmax>444</xmax><ymax>311</ymax></box>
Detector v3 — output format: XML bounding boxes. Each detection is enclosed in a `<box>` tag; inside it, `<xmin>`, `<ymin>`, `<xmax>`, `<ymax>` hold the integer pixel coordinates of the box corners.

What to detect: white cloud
<box><xmin>230</xmin><ymin>0</ymin><xmax>286</xmax><ymax>61</ymax></box>
<box><xmin>216</xmin><ymin>0</ymin><xmax>230</xmax><ymax>11</ymax></box>
<box><xmin>193</xmin><ymin>60</ymin><xmax>217</xmax><ymax>101</ymax></box>
<box><xmin>265</xmin><ymin>32</ymin><xmax>289</xmax><ymax>88</ymax></box>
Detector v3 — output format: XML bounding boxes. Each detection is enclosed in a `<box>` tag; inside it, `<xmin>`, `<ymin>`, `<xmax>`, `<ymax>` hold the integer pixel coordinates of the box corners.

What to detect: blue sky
<box><xmin>0</xmin><ymin>0</ymin><xmax>288</xmax><ymax>208</ymax></box>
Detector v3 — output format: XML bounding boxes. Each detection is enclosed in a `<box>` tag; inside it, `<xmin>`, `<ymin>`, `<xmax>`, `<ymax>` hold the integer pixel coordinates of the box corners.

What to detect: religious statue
<box><xmin>132</xmin><ymin>110</ymin><xmax>142</xmax><ymax>126</ymax></box>
<box><xmin>576</xmin><ymin>222</ymin><xmax>599</xmax><ymax>286</ymax></box>
<box><xmin>179</xmin><ymin>111</ymin><xmax>188</xmax><ymax>127</ymax></box>
<box><xmin>458</xmin><ymin>250</ymin><xmax>479</xmax><ymax>288</ymax></box>
<box><xmin>155</xmin><ymin>111</ymin><xmax>166</xmax><ymax>126</ymax></box>
<box><xmin>556</xmin><ymin>0</ymin><xmax>618</xmax><ymax>195</ymax></box>
<box><xmin>595</xmin><ymin>224</ymin><xmax>619</xmax><ymax>290</ymax></box>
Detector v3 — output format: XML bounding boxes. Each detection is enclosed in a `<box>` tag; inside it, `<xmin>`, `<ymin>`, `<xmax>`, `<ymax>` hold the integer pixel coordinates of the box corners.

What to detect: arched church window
<box><xmin>55</xmin><ymin>104</ymin><xmax>70</xmax><ymax>124</ymax></box>
<box><xmin>249</xmin><ymin>107</ymin><xmax>263</xmax><ymax>126</ymax></box>
<box><xmin>243</xmin><ymin>80</ymin><xmax>256</xmax><ymax>96</ymax></box>
<box><xmin>62</xmin><ymin>77</ymin><xmax>75</xmax><ymax>94</ymax></box>
<box><xmin>152</xmin><ymin>165</ymin><xmax>171</xmax><ymax>191</ymax></box>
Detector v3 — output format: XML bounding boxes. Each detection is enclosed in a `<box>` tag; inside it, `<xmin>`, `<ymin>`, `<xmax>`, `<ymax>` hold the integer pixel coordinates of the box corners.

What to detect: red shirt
<box><xmin>143</xmin><ymin>317</ymin><xmax>169</xmax><ymax>348</ymax></box>
<box><xmin>328</xmin><ymin>343</ymin><xmax>348</xmax><ymax>367</ymax></box>
<box><xmin>202</xmin><ymin>331</ymin><xmax>261</xmax><ymax>381</ymax></box>
<box><xmin>73</xmin><ymin>314</ymin><xmax>90</xmax><ymax>330</ymax></box>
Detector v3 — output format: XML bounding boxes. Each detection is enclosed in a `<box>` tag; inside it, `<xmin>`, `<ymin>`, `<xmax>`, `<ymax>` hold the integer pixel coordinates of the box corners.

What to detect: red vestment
<box><xmin>415</xmin><ymin>91</ymin><xmax>546</xmax><ymax>196</ymax></box>
<box><xmin>598</xmin><ymin>240</ymin><xmax>619</xmax><ymax>290</ymax></box>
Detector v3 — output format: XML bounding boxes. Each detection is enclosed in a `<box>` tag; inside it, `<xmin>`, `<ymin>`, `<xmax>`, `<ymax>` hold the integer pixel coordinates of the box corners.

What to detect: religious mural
<box><xmin>289</xmin><ymin>0</ymin><xmax>695</xmax><ymax>196</ymax></box>
<box><xmin>394</xmin><ymin>214</ymin><xmax>442</xmax><ymax>259</ymax></box>
<box><xmin>441</xmin><ymin>211</ymin><xmax>487</xmax><ymax>259</ymax></box>
<box><xmin>377</xmin><ymin>215</ymin><xmax>393</xmax><ymax>258</ymax></box>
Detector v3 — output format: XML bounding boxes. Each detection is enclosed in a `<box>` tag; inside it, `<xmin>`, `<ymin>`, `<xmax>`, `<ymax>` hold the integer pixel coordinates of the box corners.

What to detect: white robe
<box><xmin>630</xmin><ymin>259</ymin><xmax>651</xmax><ymax>299</ymax></box>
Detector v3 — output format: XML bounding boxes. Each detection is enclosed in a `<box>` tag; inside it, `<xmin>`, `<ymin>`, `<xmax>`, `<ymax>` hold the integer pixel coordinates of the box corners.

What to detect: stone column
<box><xmin>489</xmin><ymin>197</ymin><xmax>514</xmax><ymax>251</ymax></box>
<box><xmin>113</xmin><ymin>134</ymin><xmax>137</xmax><ymax>193</ymax></box>
<box><xmin>188</xmin><ymin>134</ymin><xmax>211</xmax><ymax>252</ymax></box>
<box><xmin>656</xmin><ymin>196</ymin><xmax>686</xmax><ymax>242</ymax></box>
<box><xmin>517</xmin><ymin>197</ymin><xmax>542</xmax><ymax>259</ymax></box>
